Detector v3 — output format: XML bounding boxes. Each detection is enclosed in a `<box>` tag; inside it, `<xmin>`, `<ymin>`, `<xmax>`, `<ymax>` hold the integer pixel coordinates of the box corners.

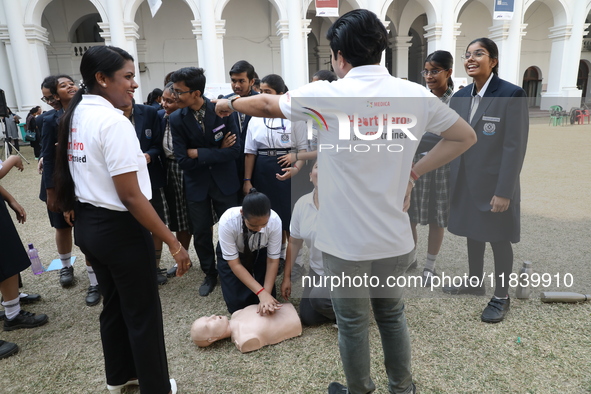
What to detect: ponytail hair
<box><xmin>28</xmin><ymin>106</ymin><xmax>41</xmax><ymax>116</ymax></box>
<box><xmin>424</xmin><ymin>50</ymin><xmax>454</xmax><ymax>90</ymax></box>
<box><xmin>147</xmin><ymin>88</ymin><xmax>163</xmax><ymax>105</ymax></box>
<box><xmin>242</xmin><ymin>188</ymin><xmax>271</xmax><ymax>220</ymax></box>
<box><xmin>54</xmin><ymin>46</ymin><xmax>134</xmax><ymax>212</ymax></box>
<box><xmin>240</xmin><ymin>188</ymin><xmax>271</xmax><ymax>273</ymax></box>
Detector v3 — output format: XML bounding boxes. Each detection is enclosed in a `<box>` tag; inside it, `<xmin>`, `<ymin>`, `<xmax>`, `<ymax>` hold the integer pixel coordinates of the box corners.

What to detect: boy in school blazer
<box><xmin>169</xmin><ymin>67</ymin><xmax>241</xmax><ymax>296</ymax></box>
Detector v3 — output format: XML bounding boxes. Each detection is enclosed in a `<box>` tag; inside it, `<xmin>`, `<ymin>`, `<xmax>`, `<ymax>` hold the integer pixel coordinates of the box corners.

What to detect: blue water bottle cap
<box><xmin>28</xmin><ymin>243</ymin><xmax>34</xmax><ymax>249</ymax></box>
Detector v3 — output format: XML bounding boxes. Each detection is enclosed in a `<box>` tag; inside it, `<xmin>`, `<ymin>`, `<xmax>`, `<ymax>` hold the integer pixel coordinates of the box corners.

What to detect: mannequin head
<box><xmin>190</xmin><ymin>315</ymin><xmax>231</xmax><ymax>347</ymax></box>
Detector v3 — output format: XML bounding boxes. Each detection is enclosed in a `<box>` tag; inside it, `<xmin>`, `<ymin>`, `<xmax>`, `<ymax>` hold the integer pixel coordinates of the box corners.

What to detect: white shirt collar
<box><xmin>81</xmin><ymin>94</ymin><xmax>124</xmax><ymax>115</ymax></box>
<box><xmin>343</xmin><ymin>65</ymin><xmax>389</xmax><ymax>79</ymax></box>
<box><xmin>471</xmin><ymin>73</ymin><xmax>494</xmax><ymax>98</ymax></box>
<box><xmin>303</xmin><ymin>190</ymin><xmax>318</xmax><ymax>211</ymax></box>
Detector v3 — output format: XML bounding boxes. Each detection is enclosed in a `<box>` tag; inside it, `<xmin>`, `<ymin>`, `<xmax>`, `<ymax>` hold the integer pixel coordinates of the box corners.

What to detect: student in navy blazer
<box><xmin>444</xmin><ymin>38</ymin><xmax>529</xmax><ymax>324</ymax></box>
<box><xmin>119</xmin><ymin>101</ymin><xmax>167</xmax><ymax>284</ymax></box>
<box><xmin>226</xmin><ymin>60</ymin><xmax>259</xmax><ymax>202</ymax></box>
<box><xmin>157</xmin><ymin>84</ymin><xmax>193</xmax><ymax>279</ymax></box>
<box><xmin>130</xmin><ymin>102</ymin><xmax>166</xmax><ymax>190</ymax></box>
<box><xmin>169</xmin><ymin>67</ymin><xmax>241</xmax><ymax>296</ymax></box>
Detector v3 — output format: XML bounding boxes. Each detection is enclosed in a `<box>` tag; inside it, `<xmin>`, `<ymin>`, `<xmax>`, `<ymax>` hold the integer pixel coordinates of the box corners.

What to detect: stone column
<box><xmin>123</xmin><ymin>22</ymin><xmax>143</xmax><ymax>102</ymax></box>
<box><xmin>0</xmin><ymin>25</ymin><xmax>18</xmax><ymax>109</ymax></box>
<box><xmin>287</xmin><ymin>1</ymin><xmax>308</xmax><ymax>89</ymax></box>
<box><xmin>105</xmin><ymin>0</ymin><xmax>127</xmax><ymax>49</ymax></box>
<box><xmin>540</xmin><ymin>24</ymin><xmax>586</xmax><ymax>110</ymax></box>
<box><xmin>392</xmin><ymin>36</ymin><xmax>412</xmax><ymax>79</ymax></box>
<box><xmin>192</xmin><ymin>21</ymin><xmax>205</xmax><ymax>69</ymax></box>
<box><xmin>24</xmin><ymin>24</ymin><xmax>51</xmax><ymax>94</ymax></box>
<box><xmin>439</xmin><ymin>2</ymin><xmax>461</xmax><ymax>53</ymax></box>
<box><xmin>97</xmin><ymin>22</ymin><xmax>111</xmax><ymax>43</ymax></box>
<box><xmin>268</xmin><ymin>36</ymin><xmax>282</xmax><ymax>75</ymax></box>
<box><xmin>276</xmin><ymin>20</ymin><xmax>290</xmax><ymax>87</ymax></box>
<box><xmin>1</xmin><ymin>0</ymin><xmax>38</xmax><ymax>110</ymax></box>
<box><xmin>488</xmin><ymin>0</ymin><xmax>527</xmax><ymax>86</ymax></box>
<box><xmin>424</xmin><ymin>23</ymin><xmax>443</xmax><ymax>55</ymax></box>
<box><xmin>213</xmin><ymin>20</ymin><xmax>226</xmax><ymax>84</ymax></box>
<box><xmin>196</xmin><ymin>0</ymin><xmax>225</xmax><ymax>84</ymax></box>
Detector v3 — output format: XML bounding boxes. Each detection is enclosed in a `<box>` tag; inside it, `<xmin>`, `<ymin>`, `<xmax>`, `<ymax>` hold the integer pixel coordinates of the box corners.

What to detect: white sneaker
<box><xmin>170</xmin><ymin>378</ymin><xmax>177</xmax><ymax>394</ymax></box>
<box><xmin>107</xmin><ymin>379</ymin><xmax>139</xmax><ymax>393</ymax></box>
<box><xmin>422</xmin><ymin>268</ymin><xmax>438</xmax><ymax>287</ymax></box>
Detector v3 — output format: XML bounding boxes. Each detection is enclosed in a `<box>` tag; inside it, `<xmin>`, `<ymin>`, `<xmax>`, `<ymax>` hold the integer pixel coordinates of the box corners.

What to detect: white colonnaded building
<box><xmin>0</xmin><ymin>0</ymin><xmax>590</xmax><ymax>117</ymax></box>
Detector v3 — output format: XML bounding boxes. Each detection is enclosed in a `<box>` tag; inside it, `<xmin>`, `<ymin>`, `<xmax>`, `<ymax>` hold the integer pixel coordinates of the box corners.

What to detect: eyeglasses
<box><xmin>172</xmin><ymin>89</ymin><xmax>196</xmax><ymax>99</ymax></box>
<box><xmin>462</xmin><ymin>50</ymin><xmax>489</xmax><ymax>60</ymax></box>
<box><xmin>421</xmin><ymin>69</ymin><xmax>447</xmax><ymax>77</ymax></box>
<box><xmin>41</xmin><ymin>95</ymin><xmax>56</xmax><ymax>104</ymax></box>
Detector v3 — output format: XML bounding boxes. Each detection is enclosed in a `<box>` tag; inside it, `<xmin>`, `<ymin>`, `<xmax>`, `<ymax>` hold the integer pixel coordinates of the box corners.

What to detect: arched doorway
<box><xmin>42</xmin><ymin>0</ymin><xmax>105</xmax><ymax>86</ymax></box>
<box><xmin>70</xmin><ymin>13</ymin><xmax>104</xmax><ymax>43</ymax></box>
<box><xmin>407</xmin><ymin>17</ymin><xmax>427</xmax><ymax>84</ymax></box>
<box><xmin>522</xmin><ymin>66</ymin><xmax>542</xmax><ymax>107</ymax></box>
<box><xmin>577</xmin><ymin>60</ymin><xmax>590</xmax><ymax>105</ymax></box>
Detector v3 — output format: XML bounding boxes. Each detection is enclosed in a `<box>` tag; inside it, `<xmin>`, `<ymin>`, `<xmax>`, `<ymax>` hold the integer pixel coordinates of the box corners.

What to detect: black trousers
<box><xmin>300</xmin><ymin>268</ymin><xmax>335</xmax><ymax>326</ymax></box>
<box><xmin>187</xmin><ymin>181</ymin><xmax>236</xmax><ymax>278</ymax></box>
<box><xmin>74</xmin><ymin>203</ymin><xmax>170</xmax><ymax>394</ymax></box>
<box><xmin>7</xmin><ymin>138</ymin><xmax>19</xmax><ymax>154</ymax></box>
<box><xmin>467</xmin><ymin>238</ymin><xmax>513</xmax><ymax>298</ymax></box>
<box><xmin>30</xmin><ymin>136</ymin><xmax>41</xmax><ymax>158</ymax></box>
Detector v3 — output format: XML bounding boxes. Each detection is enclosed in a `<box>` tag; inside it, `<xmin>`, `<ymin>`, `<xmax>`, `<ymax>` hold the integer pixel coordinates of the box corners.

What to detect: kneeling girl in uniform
<box><xmin>217</xmin><ymin>189</ymin><xmax>282</xmax><ymax>314</ymax></box>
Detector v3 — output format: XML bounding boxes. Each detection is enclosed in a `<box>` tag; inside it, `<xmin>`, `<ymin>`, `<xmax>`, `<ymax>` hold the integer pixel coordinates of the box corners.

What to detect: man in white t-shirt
<box><xmin>215</xmin><ymin>9</ymin><xmax>476</xmax><ymax>394</ymax></box>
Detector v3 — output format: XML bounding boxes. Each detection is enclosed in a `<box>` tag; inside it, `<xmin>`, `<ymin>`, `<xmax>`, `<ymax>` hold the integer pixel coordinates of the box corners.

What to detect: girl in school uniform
<box><xmin>53</xmin><ymin>45</ymin><xmax>190</xmax><ymax>394</ymax></box>
<box><xmin>409</xmin><ymin>50</ymin><xmax>455</xmax><ymax>286</ymax></box>
<box><xmin>243</xmin><ymin>74</ymin><xmax>307</xmax><ymax>260</ymax></box>
<box><xmin>444</xmin><ymin>38</ymin><xmax>529</xmax><ymax>324</ymax></box>
<box><xmin>217</xmin><ymin>189</ymin><xmax>282</xmax><ymax>314</ymax></box>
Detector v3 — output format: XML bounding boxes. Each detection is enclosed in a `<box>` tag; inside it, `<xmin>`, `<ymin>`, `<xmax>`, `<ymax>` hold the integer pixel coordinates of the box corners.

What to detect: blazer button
<box><xmin>209</xmin><ymin>166</ymin><xmax>212</xmax><ymax>170</ymax></box>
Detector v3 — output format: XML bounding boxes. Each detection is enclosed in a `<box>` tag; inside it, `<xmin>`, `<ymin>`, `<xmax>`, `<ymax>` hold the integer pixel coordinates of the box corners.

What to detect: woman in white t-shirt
<box><xmin>282</xmin><ymin>162</ymin><xmax>335</xmax><ymax>325</ymax></box>
<box><xmin>243</xmin><ymin>74</ymin><xmax>307</xmax><ymax>261</ymax></box>
<box><xmin>53</xmin><ymin>45</ymin><xmax>189</xmax><ymax>394</ymax></box>
<box><xmin>217</xmin><ymin>189</ymin><xmax>282</xmax><ymax>314</ymax></box>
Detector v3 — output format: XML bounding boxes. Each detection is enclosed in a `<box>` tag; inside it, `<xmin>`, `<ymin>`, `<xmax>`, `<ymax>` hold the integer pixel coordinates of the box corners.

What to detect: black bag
<box><xmin>24</xmin><ymin>130</ymin><xmax>36</xmax><ymax>142</ymax></box>
<box><xmin>0</xmin><ymin>89</ymin><xmax>8</xmax><ymax>117</ymax></box>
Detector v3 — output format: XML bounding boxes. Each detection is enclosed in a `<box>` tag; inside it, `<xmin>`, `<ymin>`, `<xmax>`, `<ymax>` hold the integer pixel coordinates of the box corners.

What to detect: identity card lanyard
<box><xmin>263</xmin><ymin>118</ymin><xmax>288</xmax><ymax>147</ymax></box>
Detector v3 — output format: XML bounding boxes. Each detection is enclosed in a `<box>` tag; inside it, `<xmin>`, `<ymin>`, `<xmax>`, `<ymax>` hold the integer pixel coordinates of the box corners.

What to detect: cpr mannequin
<box><xmin>191</xmin><ymin>303</ymin><xmax>302</xmax><ymax>353</ymax></box>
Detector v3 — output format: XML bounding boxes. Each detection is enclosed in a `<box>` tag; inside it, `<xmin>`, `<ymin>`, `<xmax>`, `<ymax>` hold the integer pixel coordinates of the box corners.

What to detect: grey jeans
<box><xmin>323</xmin><ymin>251</ymin><xmax>414</xmax><ymax>394</ymax></box>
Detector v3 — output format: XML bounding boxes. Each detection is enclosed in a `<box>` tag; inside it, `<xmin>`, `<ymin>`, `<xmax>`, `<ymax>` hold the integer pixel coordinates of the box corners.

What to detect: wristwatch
<box><xmin>228</xmin><ymin>94</ymin><xmax>240</xmax><ymax>111</ymax></box>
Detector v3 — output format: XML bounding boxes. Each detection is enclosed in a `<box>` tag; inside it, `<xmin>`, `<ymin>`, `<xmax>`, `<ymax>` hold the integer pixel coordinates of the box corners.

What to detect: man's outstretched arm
<box><xmin>214</xmin><ymin>94</ymin><xmax>284</xmax><ymax>119</ymax></box>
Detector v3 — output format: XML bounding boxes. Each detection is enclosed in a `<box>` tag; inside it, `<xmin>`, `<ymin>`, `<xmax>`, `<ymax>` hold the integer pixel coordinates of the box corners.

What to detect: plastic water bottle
<box><xmin>515</xmin><ymin>261</ymin><xmax>533</xmax><ymax>299</ymax></box>
<box><xmin>28</xmin><ymin>243</ymin><xmax>44</xmax><ymax>275</ymax></box>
